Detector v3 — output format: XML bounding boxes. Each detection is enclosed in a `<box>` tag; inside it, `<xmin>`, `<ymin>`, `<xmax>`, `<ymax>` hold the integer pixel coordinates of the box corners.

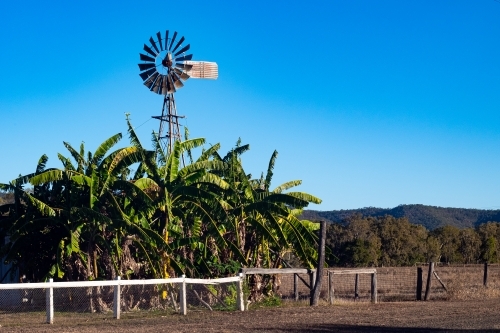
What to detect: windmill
<box><xmin>138</xmin><ymin>30</ymin><xmax>218</xmax><ymax>155</ymax></box>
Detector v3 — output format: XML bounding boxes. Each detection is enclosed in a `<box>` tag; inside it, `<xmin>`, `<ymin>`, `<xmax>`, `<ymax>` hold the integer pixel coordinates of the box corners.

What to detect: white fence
<box><xmin>0</xmin><ymin>275</ymin><xmax>244</xmax><ymax>324</ymax></box>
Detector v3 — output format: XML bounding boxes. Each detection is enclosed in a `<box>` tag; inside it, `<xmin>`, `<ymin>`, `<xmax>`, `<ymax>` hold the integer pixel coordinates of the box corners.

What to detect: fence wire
<box><xmin>0</xmin><ymin>279</ymin><xmax>240</xmax><ymax>326</ymax></box>
<box><xmin>328</xmin><ymin>272</ymin><xmax>373</xmax><ymax>302</ymax></box>
<box><xmin>243</xmin><ymin>272</ymin><xmax>316</xmax><ymax>304</ymax></box>
<box><xmin>186</xmin><ymin>283</ymin><xmax>239</xmax><ymax>310</ymax></box>
<box><xmin>0</xmin><ymin>288</ymin><xmax>45</xmax><ymax>312</ymax></box>
<box><xmin>280</xmin><ymin>273</ymin><xmax>311</xmax><ymax>301</ymax></box>
<box><xmin>426</xmin><ymin>263</ymin><xmax>500</xmax><ymax>300</ymax></box>
<box><xmin>244</xmin><ymin>263</ymin><xmax>500</xmax><ymax>304</ymax></box>
<box><xmin>376</xmin><ymin>267</ymin><xmax>416</xmax><ymax>301</ymax></box>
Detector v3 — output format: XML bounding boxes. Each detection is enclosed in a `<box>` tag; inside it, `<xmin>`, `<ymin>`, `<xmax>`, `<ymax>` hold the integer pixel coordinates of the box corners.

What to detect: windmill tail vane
<box><xmin>138</xmin><ymin>30</ymin><xmax>218</xmax><ymax>156</ymax></box>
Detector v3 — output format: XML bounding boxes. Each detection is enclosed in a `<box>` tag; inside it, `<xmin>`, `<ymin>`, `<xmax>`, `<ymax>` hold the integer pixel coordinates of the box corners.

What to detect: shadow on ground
<box><xmin>253</xmin><ymin>325</ymin><xmax>500</xmax><ymax>333</ymax></box>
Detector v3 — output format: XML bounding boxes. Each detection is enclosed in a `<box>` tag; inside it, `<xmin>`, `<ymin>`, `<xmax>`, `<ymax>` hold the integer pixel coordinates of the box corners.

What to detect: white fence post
<box><xmin>46</xmin><ymin>278</ymin><xmax>53</xmax><ymax>324</ymax></box>
<box><xmin>236</xmin><ymin>273</ymin><xmax>244</xmax><ymax>311</ymax></box>
<box><xmin>180</xmin><ymin>275</ymin><xmax>187</xmax><ymax>315</ymax></box>
<box><xmin>113</xmin><ymin>276</ymin><xmax>121</xmax><ymax>319</ymax></box>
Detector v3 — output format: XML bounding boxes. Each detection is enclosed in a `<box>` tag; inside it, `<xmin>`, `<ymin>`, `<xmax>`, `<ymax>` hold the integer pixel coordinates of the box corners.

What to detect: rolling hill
<box><xmin>300</xmin><ymin>204</ymin><xmax>500</xmax><ymax>230</ymax></box>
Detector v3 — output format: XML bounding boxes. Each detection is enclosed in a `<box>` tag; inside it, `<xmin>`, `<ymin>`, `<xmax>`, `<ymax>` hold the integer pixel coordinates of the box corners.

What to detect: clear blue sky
<box><xmin>1</xmin><ymin>1</ymin><xmax>500</xmax><ymax>211</ymax></box>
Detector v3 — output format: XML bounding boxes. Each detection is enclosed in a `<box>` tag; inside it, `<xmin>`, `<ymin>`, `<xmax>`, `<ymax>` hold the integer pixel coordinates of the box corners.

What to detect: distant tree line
<box><xmin>303</xmin><ymin>204</ymin><xmax>500</xmax><ymax>230</ymax></box>
<box><xmin>326</xmin><ymin>214</ymin><xmax>500</xmax><ymax>267</ymax></box>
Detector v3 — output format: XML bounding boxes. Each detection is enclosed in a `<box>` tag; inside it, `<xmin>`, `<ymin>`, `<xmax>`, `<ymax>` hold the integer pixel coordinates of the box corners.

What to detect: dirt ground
<box><xmin>1</xmin><ymin>299</ymin><xmax>500</xmax><ymax>333</ymax></box>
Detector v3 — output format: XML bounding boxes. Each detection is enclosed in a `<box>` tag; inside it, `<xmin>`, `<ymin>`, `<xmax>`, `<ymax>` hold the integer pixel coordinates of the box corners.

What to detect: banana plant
<box><xmin>126</xmin><ymin>118</ymin><xmax>234</xmax><ymax>278</ymax></box>
<box><xmin>19</xmin><ymin>135</ymin><xmax>147</xmax><ymax>280</ymax></box>
<box><xmin>216</xmin><ymin>145</ymin><xmax>322</xmax><ymax>271</ymax></box>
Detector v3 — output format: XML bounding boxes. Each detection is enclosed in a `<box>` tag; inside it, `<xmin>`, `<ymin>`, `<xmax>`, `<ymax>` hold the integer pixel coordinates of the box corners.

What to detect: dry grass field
<box><xmin>1</xmin><ymin>299</ymin><xmax>500</xmax><ymax>332</ymax></box>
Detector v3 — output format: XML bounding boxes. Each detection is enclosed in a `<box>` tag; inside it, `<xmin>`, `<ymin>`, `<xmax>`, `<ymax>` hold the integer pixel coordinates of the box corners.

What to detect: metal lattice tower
<box><xmin>153</xmin><ymin>94</ymin><xmax>184</xmax><ymax>155</ymax></box>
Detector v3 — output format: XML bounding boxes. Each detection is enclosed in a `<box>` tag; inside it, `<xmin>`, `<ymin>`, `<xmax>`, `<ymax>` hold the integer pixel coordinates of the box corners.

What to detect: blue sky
<box><xmin>1</xmin><ymin>1</ymin><xmax>500</xmax><ymax>211</ymax></box>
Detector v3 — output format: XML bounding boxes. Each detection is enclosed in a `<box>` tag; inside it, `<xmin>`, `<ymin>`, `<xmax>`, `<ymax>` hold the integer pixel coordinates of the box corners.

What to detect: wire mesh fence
<box><xmin>186</xmin><ymin>282</ymin><xmax>241</xmax><ymax>310</ymax></box>
<box><xmin>0</xmin><ymin>276</ymin><xmax>243</xmax><ymax>325</ymax></box>
<box><xmin>0</xmin><ymin>288</ymin><xmax>44</xmax><ymax>311</ymax></box>
<box><xmin>243</xmin><ymin>263</ymin><xmax>500</xmax><ymax>305</ymax></box>
<box><xmin>279</xmin><ymin>273</ymin><xmax>312</xmax><ymax>301</ymax></box>
<box><xmin>328</xmin><ymin>271</ymin><xmax>374</xmax><ymax>302</ymax></box>
<box><xmin>241</xmin><ymin>268</ymin><xmax>314</xmax><ymax>306</ymax></box>
<box><xmin>53</xmin><ymin>286</ymin><xmax>114</xmax><ymax>313</ymax></box>
<box><xmin>376</xmin><ymin>266</ymin><xmax>417</xmax><ymax>301</ymax></box>
<box><xmin>427</xmin><ymin>263</ymin><xmax>500</xmax><ymax>300</ymax></box>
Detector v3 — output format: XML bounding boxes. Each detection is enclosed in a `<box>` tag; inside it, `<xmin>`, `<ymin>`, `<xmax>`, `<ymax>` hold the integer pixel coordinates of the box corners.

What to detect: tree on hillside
<box><xmin>325</xmin><ymin>214</ymin><xmax>381</xmax><ymax>267</ymax></box>
<box><xmin>377</xmin><ymin>216</ymin><xmax>427</xmax><ymax>266</ymax></box>
<box><xmin>432</xmin><ymin>225</ymin><xmax>461</xmax><ymax>264</ymax></box>
<box><xmin>477</xmin><ymin>222</ymin><xmax>500</xmax><ymax>263</ymax></box>
<box><xmin>458</xmin><ymin>228</ymin><xmax>481</xmax><ymax>264</ymax></box>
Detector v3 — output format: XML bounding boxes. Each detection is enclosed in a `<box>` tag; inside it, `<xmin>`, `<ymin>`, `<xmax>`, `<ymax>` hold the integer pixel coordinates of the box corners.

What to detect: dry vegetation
<box><xmin>438</xmin><ymin>265</ymin><xmax>500</xmax><ymax>300</ymax></box>
<box><xmin>270</xmin><ymin>264</ymin><xmax>500</xmax><ymax>302</ymax></box>
<box><xmin>2</xmin><ymin>299</ymin><xmax>500</xmax><ymax>332</ymax></box>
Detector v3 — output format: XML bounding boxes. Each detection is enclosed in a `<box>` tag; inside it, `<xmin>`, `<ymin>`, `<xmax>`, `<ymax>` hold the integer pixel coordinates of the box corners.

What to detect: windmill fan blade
<box><xmin>172</xmin><ymin>72</ymin><xmax>184</xmax><ymax>88</ymax></box>
<box><xmin>156</xmin><ymin>76</ymin><xmax>164</xmax><ymax>93</ymax></box>
<box><xmin>144</xmin><ymin>72</ymin><xmax>159</xmax><ymax>88</ymax></box>
<box><xmin>156</xmin><ymin>31</ymin><xmax>163</xmax><ymax>50</ymax></box>
<box><xmin>140</xmin><ymin>53</ymin><xmax>155</xmax><ymax>62</ymax></box>
<box><xmin>169</xmin><ymin>31</ymin><xmax>178</xmax><ymax>50</ymax></box>
<box><xmin>152</xmin><ymin>76</ymin><xmax>163</xmax><ymax>93</ymax></box>
<box><xmin>139</xmin><ymin>67</ymin><xmax>157</xmax><ymax>81</ymax></box>
<box><xmin>171</xmin><ymin>36</ymin><xmax>185</xmax><ymax>53</ymax></box>
<box><xmin>161</xmin><ymin>77</ymin><xmax>168</xmax><ymax>95</ymax></box>
<box><xmin>167</xmin><ymin>75</ymin><xmax>176</xmax><ymax>93</ymax></box>
<box><xmin>149</xmin><ymin>37</ymin><xmax>160</xmax><ymax>54</ymax></box>
<box><xmin>175</xmin><ymin>63</ymin><xmax>193</xmax><ymax>71</ymax></box>
<box><xmin>175</xmin><ymin>54</ymin><xmax>193</xmax><ymax>62</ymax></box>
<box><xmin>173</xmin><ymin>68</ymin><xmax>190</xmax><ymax>80</ymax></box>
<box><xmin>143</xmin><ymin>44</ymin><xmax>157</xmax><ymax>57</ymax></box>
<box><xmin>165</xmin><ymin>30</ymin><xmax>169</xmax><ymax>49</ymax></box>
<box><xmin>165</xmin><ymin>75</ymin><xmax>172</xmax><ymax>92</ymax></box>
<box><xmin>138</xmin><ymin>63</ymin><xmax>156</xmax><ymax>71</ymax></box>
<box><xmin>174</xmin><ymin>80</ymin><xmax>184</xmax><ymax>88</ymax></box>
<box><xmin>174</xmin><ymin>44</ymin><xmax>190</xmax><ymax>57</ymax></box>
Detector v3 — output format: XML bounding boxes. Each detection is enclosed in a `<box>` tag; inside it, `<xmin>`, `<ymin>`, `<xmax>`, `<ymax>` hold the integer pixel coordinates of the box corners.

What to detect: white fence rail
<box><xmin>0</xmin><ymin>274</ymin><xmax>244</xmax><ymax>324</ymax></box>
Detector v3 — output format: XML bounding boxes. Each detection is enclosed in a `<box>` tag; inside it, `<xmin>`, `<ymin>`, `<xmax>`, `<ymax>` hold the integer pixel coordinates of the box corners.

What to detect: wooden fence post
<box><xmin>113</xmin><ymin>276</ymin><xmax>121</xmax><ymax>319</ymax></box>
<box><xmin>424</xmin><ymin>262</ymin><xmax>434</xmax><ymax>301</ymax></box>
<box><xmin>294</xmin><ymin>273</ymin><xmax>299</xmax><ymax>301</ymax></box>
<box><xmin>46</xmin><ymin>278</ymin><xmax>54</xmax><ymax>324</ymax></box>
<box><xmin>180</xmin><ymin>275</ymin><xmax>187</xmax><ymax>315</ymax></box>
<box><xmin>416</xmin><ymin>267</ymin><xmax>423</xmax><ymax>301</ymax></box>
<box><xmin>484</xmin><ymin>262</ymin><xmax>488</xmax><ymax>287</ymax></box>
<box><xmin>433</xmin><ymin>271</ymin><xmax>447</xmax><ymax>291</ymax></box>
<box><xmin>370</xmin><ymin>273</ymin><xmax>377</xmax><ymax>303</ymax></box>
<box><xmin>354</xmin><ymin>274</ymin><xmax>360</xmax><ymax>300</ymax></box>
<box><xmin>328</xmin><ymin>271</ymin><xmax>334</xmax><ymax>305</ymax></box>
<box><xmin>311</xmin><ymin>220</ymin><xmax>327</xmax><ymax>306</ymax></box>
<box><xmin>236</xmin><ymin>273</ymin><xmax>245</xmax><ymax>311</ymax></box>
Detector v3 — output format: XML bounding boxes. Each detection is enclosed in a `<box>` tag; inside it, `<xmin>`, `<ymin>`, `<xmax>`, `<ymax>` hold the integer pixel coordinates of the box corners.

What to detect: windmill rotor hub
<box><xmin>161</xmin><ymin>52</ymin><xmax>173</xmax><ymax>68</ymax></box>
